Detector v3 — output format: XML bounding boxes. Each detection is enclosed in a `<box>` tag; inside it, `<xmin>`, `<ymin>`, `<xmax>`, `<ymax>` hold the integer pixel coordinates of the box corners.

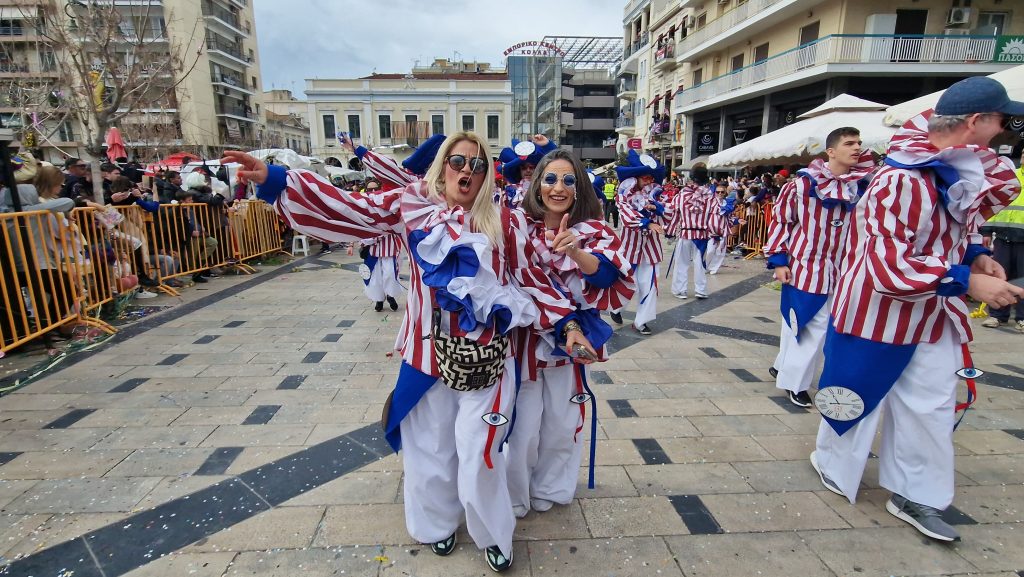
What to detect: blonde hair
<box><xmin>33</xmin><ymin>165</ymin><xmax>65</xmax><ymax>199</ymax></box>
<box><xmin>423</xmin><ymin>131</ymin><xmax>501</xmax><ymax>246</ymax></box>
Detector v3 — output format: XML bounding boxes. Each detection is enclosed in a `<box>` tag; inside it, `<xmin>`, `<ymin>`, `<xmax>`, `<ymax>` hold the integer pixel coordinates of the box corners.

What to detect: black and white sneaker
<box><xmin>430</xmin><ymin>533</ymin><xmax>456</xmax><ymax>556</ymax></box>
<box><xmin>768</xmin><ymin>366</ymin><xmax>778</xmax><ymax>378</ymax></box>
<box><xmin>789</xmin><ymin>390</ymin><xmax>813</xmax><ymax>408</ymax></box>
<box><xmin>886</xmin><ymin>494</ymin><xmax>961</xmax><ymax>542</ymax></box>
<box><xmin>634</xmin><ymin>324</ymin><xmax>652</xmax><ymax>336</ymax></box>
<box><xmin>609</xmin><ymin>312</ymin><xmax>623</xmax><ymax>324</ymax></box>
<box><xmin>374</xmin><ymin>301</ymin><xmax>384</xmax><ymax>312</ymax></box>
<box><xmin>809</xmin><ymin>451</ymin><xmax>844</xmax><ymax>497</ymax></box>
<box><xmin>485</xmin><ymin>546</ymin><xmax>513</xmax><ymax>572</ymax></box>
<box><xmin>386</xmin><ymin>296</ymin><xmax>399</xmax><ymax>311</ymax></box>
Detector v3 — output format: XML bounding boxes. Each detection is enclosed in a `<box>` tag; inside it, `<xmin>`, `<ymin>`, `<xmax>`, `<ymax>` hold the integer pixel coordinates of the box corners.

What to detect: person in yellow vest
<box><xmin>602</xmin><ymin>177</ymin><xmax>619</xmax><ymax>228</ymax></box>
<box><xmin>981</xmin><ymin>150</ymin><xmax>1024</xmax><ymax>331</ymax></box>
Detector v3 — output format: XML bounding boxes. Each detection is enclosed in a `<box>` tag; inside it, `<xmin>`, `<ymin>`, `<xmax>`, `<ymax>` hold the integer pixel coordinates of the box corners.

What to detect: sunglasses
<box><xmin>446</xmin><ymin>154</ymin><xmax>488</xmax><ymax>174</ymax></box>
<box><xmin>980</xmin><ymin>113</ymin><xmax>1016</xmax><ymax>130</ymax></box>
<box><xmin>541</xmin><ymin>172</ymin><xmax>577</xmax><ymax>188</ymax></box>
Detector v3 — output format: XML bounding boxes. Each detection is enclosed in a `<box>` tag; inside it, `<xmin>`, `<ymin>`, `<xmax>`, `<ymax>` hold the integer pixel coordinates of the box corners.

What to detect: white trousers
<box><xmin>630</xmin><ymin>262</ymin><xmax>659</xmax><ymax>329</ymax></box>
<box><xmin>814</xmin><ymin>324</ymin><xmax>960</xmax><ymax>509</ymax></box>
<box><xmin>400</xmin><ymin>358</ymin><xmax>517</xmax><ymax>557</ymax></box>
<box><xmin>364</xmin><ymin>256</ymin><xmax>403</xmax><ymax>302</ymax></box>
<box><xmin>706</xmin><ymin>237</ymin><xmax>727</xmax><ymax>274</ymax></box>
<box><xmin>671</xmin><ymin>239</ymin><xmax>708</xmax><ymax>297</ymax></box>
<box><xmin>506</xmin><ymin>363</ymin><xmax>583</xmax><ymax>516</ymax></box>
<box><xmin>775</xmin><ymin>300</ymin><xmax>829</xmax><ymax>394</ymax></box>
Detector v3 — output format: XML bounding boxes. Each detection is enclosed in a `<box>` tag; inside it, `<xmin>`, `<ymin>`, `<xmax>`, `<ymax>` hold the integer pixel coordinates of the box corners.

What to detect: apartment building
<box><xmin>264</xmin><ymin>89</ymin><xmax>311</xmax><ymax>154</ymax></box>
<box><xmin>0</xmin><ymin>0</ymin><xmax>265</xmax><ymax>163</ymax></box>
<box><xmin>619</xmin><ymin>0</ymin><xmax>1022</xmax><ymax>167</ymax></box>
<box><xmin>304</xmin><ymin>59</ymin><xmax>512</xmax><ymax>162</ymax></box>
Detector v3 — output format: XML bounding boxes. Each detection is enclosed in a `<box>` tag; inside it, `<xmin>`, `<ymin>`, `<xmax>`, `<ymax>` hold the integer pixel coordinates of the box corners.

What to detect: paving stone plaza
<box><xmin>1</xmin><ymin>248</ymin><xmax>1022</xmax><ymax>577</ymax></box>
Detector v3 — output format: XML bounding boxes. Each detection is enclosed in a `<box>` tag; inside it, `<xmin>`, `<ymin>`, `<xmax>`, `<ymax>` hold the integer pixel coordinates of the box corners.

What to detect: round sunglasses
<box><xmin>541</xmin><ymin>172</ymin><xmax>577</xmax><ymax>188</ymax></box>
<box><xmin>446</xmin><ymin>154</ymin><xmax>488</xmax><ymax>174</ymax></box>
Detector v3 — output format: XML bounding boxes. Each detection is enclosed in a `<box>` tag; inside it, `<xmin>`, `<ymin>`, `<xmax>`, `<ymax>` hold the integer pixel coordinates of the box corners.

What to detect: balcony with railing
<box><xmin>617</xmin><ymin>77</ymin><xmax>637</xmax><ymax>100</ymax></box>
<box><xmin>615</xmin><ymin>114</ymin><xmax>636</xmax><ymax>132</ymax></box>
<box><xmin>676</xmin><ymin>0</ymin><xmax>786</xmax><ymax>61</ymax></box>
<box><xmin>676</xmin><ymin>34</ymin><xmax>1003</xmax><ymax>110</ymax></box>
<box><xmin>654</xmin><ymin>40</ymin><xmax>677</xmax><ymax>70</ymax></box>
<box><xmin>211</xmin><ymin>71</ymin><xmax>254</xmax><ymax>94</ymax></box>
<box><xmin>216</xmin><ymin>103</ymin><xmax>256</xmax><ymax>121</ymax></box>
<box><xmin>202</xmin><ymin>1</ymin><xmax>249</xmax><ymax>36</ymax></box>
<box><xmin>206</xmin><ymin>37</ymin><xmax>249</xmax><ymax>66</ymax></box>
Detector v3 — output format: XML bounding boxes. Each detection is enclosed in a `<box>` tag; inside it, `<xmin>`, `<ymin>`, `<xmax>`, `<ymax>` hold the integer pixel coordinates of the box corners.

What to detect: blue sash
<box><xmin>818</xmin><ymin>323</ymin><xmax>917</xmax><ymax>436</ymax></box>
<box><xmin>384</xmin><ymin>362</ymin><xmax>439</xmax><ymax>452</ymax></box>
<box><xmin>779</xmin><ymin>284</ymin><xmax>828</xmax><ymax>342</ymax></box>
<box><xmin>692</xmin><ymin>238</ymin><xmax>709</xmax><ymax>269</ymax></box>
<box><xmin>361</xmin><ymin>255</ymin><xmax>378</xmax><ymax>286</ymax></box>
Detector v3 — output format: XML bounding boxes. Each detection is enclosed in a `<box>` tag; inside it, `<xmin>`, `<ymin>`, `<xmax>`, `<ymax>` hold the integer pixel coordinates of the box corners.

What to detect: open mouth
<box><xmin>457</xmin><ymin>176</ymin><xmax>472</xmax><ymax>193</ymax></box>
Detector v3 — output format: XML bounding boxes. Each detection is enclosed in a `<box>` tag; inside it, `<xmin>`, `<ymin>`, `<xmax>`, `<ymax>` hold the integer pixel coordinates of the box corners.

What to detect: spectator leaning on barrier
<box><xmin>157</xmin><ymin>171</ymin><xmax>182</xmax><ymax>204</ymax></box>
<box><xmin>106</xmin><ymin>176</ymin><xmax>159</xmax><ymax>291</ymax></box>
<box><xmin>61</xmin><ymin>157</ymin><xmax>90</xmax><ymax>206</ymax></box>
<box><xmin>176</xmin><ymin>184</ymin><xmax>220</xmax><ymax>284</ymax></box>
<box><xmin>980</xmin><ymin>149</ymin><xmax>1024</xmax><ymax>331</ymax></box>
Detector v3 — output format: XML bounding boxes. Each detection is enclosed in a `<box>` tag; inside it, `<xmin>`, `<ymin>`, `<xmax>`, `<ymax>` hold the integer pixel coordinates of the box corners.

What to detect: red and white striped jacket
<box><xmin>832</xmin><ymin>112</ymin><xmax>1021</xmax><ymax>345</ymax></box>
<box><xmin>364</xmin><ymin>231</ymin><xmax>403</xmax><ymax>258</ymax></box>
<box><xmin>763</xmin><ymin>156</ymin><xmax>875</xmax><ymax>294</ymax></box>
<box><xmin>518</xmin><ymin>214</ymin><xmax>636</xmax><ymax>380</ymax></box>
<box><xmin>668</xmin><ymin>183</ymin><xmax>722</xmax><ymax>240</ymax></box>
<box><xmin>270</xmin><ymin>168</ymin><xmax>574</xmax><ymax>375</ymax></box>
<box><xmin>616</xmin><ymin>178</ymin><xmax>674</xmax><ymax>265</ymax></box>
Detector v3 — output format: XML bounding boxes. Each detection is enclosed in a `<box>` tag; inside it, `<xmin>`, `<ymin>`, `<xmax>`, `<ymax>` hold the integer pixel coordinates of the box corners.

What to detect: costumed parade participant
<box><xmin>706</xmin><ymin>187</ymin><xmax>737</xmax><ymax>275</ymax></box>
<box><xmin>810</xmin><ymin>77</ymin><xmax>1024</xmax><ymax>542</ymax></box>
<box><xmin>356</xmin><ymin>177</ymin><xmax>404</xmax><ymax>312</ymax></box>
<box><xmin>496</xmin><ymin>135</ymin><xmax>558</xmax><ymax>208</ymax></box>
<box><xmin>763</xmin><ymin>127</ymin><xmax>875</xmax><ymax>408</ymax></box>
<box><xmin>608</xmin><ymin>151</ymin><xmax>672</xmax><ymax>336</ymax></box>
<box><xmin>507</xmin><ymin>149</ymin><xmax>635</xmax><ymax>518</ymax></box>
<box><xmin>667</xmin><ymin>166</ymin><xmax>722</xmax><ymax>300</ymax></box>
<box><xmin>222</xmin><ymin>131</ymin><xmax>575</xmax><ymax>573</ymax></box>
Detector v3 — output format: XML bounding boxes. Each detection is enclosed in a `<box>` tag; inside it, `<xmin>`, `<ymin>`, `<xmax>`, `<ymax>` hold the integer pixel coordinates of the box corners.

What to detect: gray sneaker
<box><xmin>886</xmin><ymin>494</ymin><xmax>960</xmax><ymax>542</ymax></box>
<box><xmin>809</xmin><ymin>451</ymin><xmax>844</xmax><ymax>497</ymax></box>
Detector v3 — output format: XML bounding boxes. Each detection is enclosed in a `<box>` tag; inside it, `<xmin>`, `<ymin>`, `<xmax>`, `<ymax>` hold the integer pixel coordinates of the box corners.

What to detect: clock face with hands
<box><xmin>814</xmin><ymin>386</ymin><xmax>865</xmax><ymax>421</ymax></box>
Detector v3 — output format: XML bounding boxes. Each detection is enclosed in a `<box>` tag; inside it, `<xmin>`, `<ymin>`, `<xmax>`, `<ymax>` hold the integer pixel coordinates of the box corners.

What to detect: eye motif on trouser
<box><xmin>570</xmin><ymin>392</ymin><xmax>593</xmax><ymax>404</ymax></box>
<box><xmin>955</xmin><ymin>367</ymin><xmax>983</xmax><ymax>379</ymax></box>
<box><xmin>481</xmin><ymin>412</ymin><xmax>509</xmax><ymax>426</ymax></box>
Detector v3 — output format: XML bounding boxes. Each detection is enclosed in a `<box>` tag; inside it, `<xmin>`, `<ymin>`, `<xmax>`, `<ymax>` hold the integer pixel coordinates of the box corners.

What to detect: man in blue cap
<box><xmin>811</xmin><ymin>76</ymin><xmax>1024</xmax><ymax>542</ymax></box>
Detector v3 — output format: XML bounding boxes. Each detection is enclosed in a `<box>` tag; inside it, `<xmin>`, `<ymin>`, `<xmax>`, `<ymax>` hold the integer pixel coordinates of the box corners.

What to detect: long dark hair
<box><xmin>521</xmin><ymin>149</ymin><xmax>603</xmax><ymax>226</ymax></box>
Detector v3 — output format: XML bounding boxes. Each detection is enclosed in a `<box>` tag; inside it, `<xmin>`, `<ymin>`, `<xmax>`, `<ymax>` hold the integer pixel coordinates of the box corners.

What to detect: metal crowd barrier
<box><xmin>1</xmin><ymin>200</ymin><xmax>283</xmax><ymax>354</ymax></box>
<box><xmin>728</xmin><ymin>201</ymin><xmax>773</xmax><ymax>259</ymax></box>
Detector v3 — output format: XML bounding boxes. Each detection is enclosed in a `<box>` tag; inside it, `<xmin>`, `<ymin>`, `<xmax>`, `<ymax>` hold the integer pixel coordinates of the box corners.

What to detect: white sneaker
<box><xmin>981</xmin><ymin>317</ymin><xmax>1002</xmax><ymax>328</ymax></box>
<box><xmin>694</xmin><ymin>292</ymin><xmax>709</xmax><ymax>299</ymax></box>
<box><xmin>134</xmin><ymin>289</ymin><xmax>158</xmax><ymax>299</ymax></box>
<box><xmin>1017</xmin><ymin>320</ymin><xmax>1024</xmax><ymax>333</ymax></box>
<box><xmin>673</xmin><ymin>292</ymin><xmax>687</xmax><ymax>299</ymax></box>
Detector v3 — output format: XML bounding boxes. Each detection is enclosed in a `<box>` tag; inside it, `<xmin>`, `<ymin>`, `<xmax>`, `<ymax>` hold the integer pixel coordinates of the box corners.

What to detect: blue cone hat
<box><xmin>401</xmin><ymin>134</ymin><xmax>447</xmax><ymax>177</ymax></box>
<box><xmin>614</xmin><ymin>150</ymin><xmax>666</xmax><ymax>184</ymax></box>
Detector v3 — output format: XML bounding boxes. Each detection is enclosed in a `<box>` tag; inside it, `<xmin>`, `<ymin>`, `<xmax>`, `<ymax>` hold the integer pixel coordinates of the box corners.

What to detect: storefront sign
<box><xmin>696</xmin><ymin>132</ymin><xmax>718</xmax><ymax>154</ymax></box>
<box><xmin>995</xmin><ymin>36</ymin><xmax>1024</xmax><ymax>63</ymax></box>
<box><xmin>627</xmin><ymin>138</ymin><xmax>643</xmax><ymax>150</ymax></box>
<box><xmin>503</xmin><ymin>41</ymin><xmax>566</xmax><ymax>57</ymax></box>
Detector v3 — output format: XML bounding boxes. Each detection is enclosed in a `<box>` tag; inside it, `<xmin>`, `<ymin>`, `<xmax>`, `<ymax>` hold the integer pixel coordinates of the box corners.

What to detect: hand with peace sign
<box><xmin>220</xmin><ymin>151</ymin><xmax>268</xmax><ymax>186</ymax></box>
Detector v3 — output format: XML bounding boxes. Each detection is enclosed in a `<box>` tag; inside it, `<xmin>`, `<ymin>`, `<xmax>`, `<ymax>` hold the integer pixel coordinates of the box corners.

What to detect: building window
<box><xmin>431</xmin><ymin>114</ymin><xmax>444</xmax><ymax>136</ymax></box>
<box><xmin>251</xmin><ymin>76</ymin><xmax>257</xmax><ymax>88</ymax></box>
<box><xmin>731</xmin><ymin>54</ymin><xmax>744</xmax><ymax>72</ymax></box>
<box><xmin>58</xmin><ymin>120</ymin><xmax>74</xmax><ymax>142</ymax></box>
<box><xmin>379</xmin><ymin>114</ymin><xmax>392</xmax><ymax>139</ymax></box>
<box><xmin>753</xmin><ymin>43</ymin><xmax>769</xmax><ymax>63</ymax></box>
<box><xmin>977</xmin><ymin>12</ymin><xmax>1007</xmax><ymax>35</ymax></box>
<box><xmin>462</xmin><ymin>114</ymin><xmax>474</xmax><ymax>132</ymax></box>
<box><xmin>347</xmin><ymin>114</ymin><xmax>361</xmax><ymax>139</ymax></box>
<box><xmin>692</xmin><ymin>68</ymin><xmax>703</xmax><ymax>86</ymax></box>
<box><xmin>322</xmin><ymin>114</ymin><xmax>336</xmax><ymax>141</ymax></box>
<box><xmin>696</xmin><ymin>13</ymin><xmax>707</xmax><ymax>28</ymax></box>
<box><xmin>487</xmin><ymin>115</ymin><xmax>499</xmax><ymax>140</ymax></box>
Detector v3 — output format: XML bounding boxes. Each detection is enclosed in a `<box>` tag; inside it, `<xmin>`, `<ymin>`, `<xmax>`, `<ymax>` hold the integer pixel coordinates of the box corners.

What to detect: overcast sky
<box><xmin>253</xmin><ymin>0</ymin><xmax>623</xmax><ymax>99</ymax></box>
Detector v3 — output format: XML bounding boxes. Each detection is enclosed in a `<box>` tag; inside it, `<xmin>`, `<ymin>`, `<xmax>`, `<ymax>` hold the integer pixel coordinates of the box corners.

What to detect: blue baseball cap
<box><xmin>934</xmin><ymin>76</ymin><xmax>1024</xmax><ymax>116</ymax></box>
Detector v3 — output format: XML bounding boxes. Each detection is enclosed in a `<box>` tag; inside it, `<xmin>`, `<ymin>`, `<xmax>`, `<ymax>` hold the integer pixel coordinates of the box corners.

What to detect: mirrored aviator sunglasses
<box><xmin>446</xmin><ymin>154</ymin><xmax>488</xmax><ymax>174</ymax></box>
<box><xmin>542</xmin><ymin>172</ymin><xmax>577</xmax><ymax>188</ymax></box>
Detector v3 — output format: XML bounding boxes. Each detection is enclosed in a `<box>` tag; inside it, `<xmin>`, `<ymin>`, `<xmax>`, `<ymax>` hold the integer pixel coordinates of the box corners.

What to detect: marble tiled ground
<box><xmin>1</xmin><ymin>245</ymin><xmax>1022</xmax><ymax>577</ymax></box>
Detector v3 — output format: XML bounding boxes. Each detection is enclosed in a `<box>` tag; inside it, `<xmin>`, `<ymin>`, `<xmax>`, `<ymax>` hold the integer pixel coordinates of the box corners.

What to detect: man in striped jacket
<box><xmin>811</xmin><ymin>77</ymin><xmax>1024</xmax><ymax>543</ymax></box>
<box><xmin>668</xmin><ymin>166</ymin><xmax>722</xmax><ymax>300</ymax></box>
<box><xmin>763</xmin><ymin>128</ymin><xmax>874</xmax><ymax>408</ymax></box>
<box><xmin>609</xmin><ymin>151</ymin><xmax>670</xmax><ymax>335</ymax></box>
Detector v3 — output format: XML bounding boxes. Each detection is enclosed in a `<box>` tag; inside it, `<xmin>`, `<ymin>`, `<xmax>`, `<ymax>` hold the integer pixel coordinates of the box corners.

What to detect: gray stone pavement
<box><xmin>0</xmin><ymin>244</ymin><xmax>1022</xmax><ymax>577</ymax></box>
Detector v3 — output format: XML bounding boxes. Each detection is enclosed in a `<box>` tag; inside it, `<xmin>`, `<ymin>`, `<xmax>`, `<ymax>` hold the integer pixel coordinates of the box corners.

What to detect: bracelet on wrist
<box><xmin>562</xmin><ymin>320</ymin><xmax>582</xmax><ymax>337</ymax></box>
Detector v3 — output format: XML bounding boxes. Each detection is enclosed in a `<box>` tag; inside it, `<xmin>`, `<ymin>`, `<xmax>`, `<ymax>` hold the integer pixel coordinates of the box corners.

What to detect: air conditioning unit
<box><xmin>946</xmin><ymin>7</ymin><xmax>971</xmax><ymax>25</ymax></box>
<box><xmin>684</xmin><ymin>15</ymin><xmax>695</xmax><ymax>28</ymax></box>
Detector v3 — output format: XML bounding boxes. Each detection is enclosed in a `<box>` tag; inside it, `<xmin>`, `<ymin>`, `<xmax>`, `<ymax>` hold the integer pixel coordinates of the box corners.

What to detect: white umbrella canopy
<box><xmin>883</xmin><ymin>65</ymin><xmax>1024</xmax><ymax>127</ymax></box>
<box><xmin>708</xmin><ymin>94</ymin><xmax>896</xmax><ymax>168</ymax></box>
<box><xmin>247</xmin><ymin>148</ymin><xmax>321</xmax><ymax>170</ymax></box>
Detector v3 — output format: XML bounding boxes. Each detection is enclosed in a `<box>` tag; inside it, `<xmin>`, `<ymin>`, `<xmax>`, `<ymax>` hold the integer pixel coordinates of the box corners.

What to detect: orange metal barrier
<box><xmin>1</xmin><ymin>208</ymin><xmax>113</xmax><ymax>354</ymax></box>
<box><xmin>1</xmin><ymin>200</ymin><xmax>283</xmax><ymax>354</ymax></box>
<box><xmin>728</xmin><ymin>201</ymin><xmax>772</xmax><ymax>259</ymax></box>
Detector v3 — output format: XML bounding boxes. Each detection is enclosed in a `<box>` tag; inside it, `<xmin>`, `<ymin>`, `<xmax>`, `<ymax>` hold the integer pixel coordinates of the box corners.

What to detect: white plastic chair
<box><xmin>291</xmin><ymin>234</ymin><xmax>310</xmax><ymax>257</ymax></box>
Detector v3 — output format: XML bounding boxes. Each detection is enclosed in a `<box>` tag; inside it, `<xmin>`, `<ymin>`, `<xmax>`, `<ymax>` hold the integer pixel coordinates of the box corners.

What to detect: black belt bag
<box><xmin>432</xmin><ymin>307</ymin><xmax>508</xmax><ymax>392</ymax></box>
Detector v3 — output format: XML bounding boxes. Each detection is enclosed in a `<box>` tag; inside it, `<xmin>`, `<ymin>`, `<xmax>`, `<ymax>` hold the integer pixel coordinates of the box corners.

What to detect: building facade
<box><xmin>304</xmin><ymin>59</ymin><xmax>512</xmax><ymax>163</ymax></box>
<box><xmin>618</xmin><ymin>0</ymin><xmax>1023</xmax><ymax>168</ymax></box>
<box><xmin>264</xmin><ymin>89</ymin><xmax>311</xmax><ymax>154</ymax></box>
<box><xmin>0</xmin><ymin>0</ymin><xmax>265</xmax><ymax>163</ymax></box>
<box><xmin>561</xmin><ymin>68</ymin><xmax>617</xmax><ymax>163</ymax></box>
